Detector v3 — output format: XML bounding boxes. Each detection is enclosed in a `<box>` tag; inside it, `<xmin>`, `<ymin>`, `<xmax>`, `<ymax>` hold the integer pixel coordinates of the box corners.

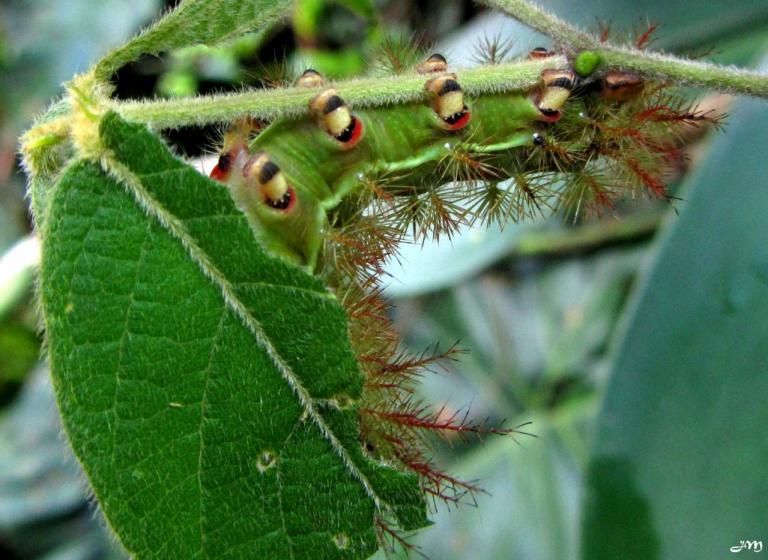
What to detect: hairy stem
<box><xmin>480</xmin><ymin>0</ymin><xmax>768</xmax><ymax>99</ymax></box>
<box><xmin>477</xmin><ymin>0</ymin><xmax>598</xmax><ymax>48</ymax></box>
<box><xmin>599</xmin><ymin>49</ymin><xmax>768</xmax><ymax>97</ymax></box>
<box><xmin>112</xmin><ymin>57</ymin><xmax>566</xmax><ymax>129</ymax></box>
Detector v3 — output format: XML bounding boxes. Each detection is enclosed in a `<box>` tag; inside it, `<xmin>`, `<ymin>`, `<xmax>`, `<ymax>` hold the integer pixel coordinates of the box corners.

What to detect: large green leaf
<box><xmin>581</xmin><ymin>93</ymin><xmax>768</xmax><ymax>557</ymax></box>
<box><xmin>38</xmin><ymin>113</ymin><xmax>426</xmax><ymax>559</ymax></box>
<box><xmin>93</xmin><ymin>0</ymin><xmax>292</xmax><ymax>80</ymax></box>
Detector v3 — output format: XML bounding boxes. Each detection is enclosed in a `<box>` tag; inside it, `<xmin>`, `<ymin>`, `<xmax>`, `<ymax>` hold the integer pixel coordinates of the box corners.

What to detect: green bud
<box><xmin>574</xmin><ymin>50</ymin><xmax>601</xmax><ymax>77</ymax></box>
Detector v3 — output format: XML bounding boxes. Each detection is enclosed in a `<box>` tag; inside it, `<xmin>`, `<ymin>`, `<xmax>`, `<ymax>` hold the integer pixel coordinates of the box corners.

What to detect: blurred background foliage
<box><xmin>1</xmin><ymin>0</ymin><xmax>767</xmax><ymax>558</ymax></box>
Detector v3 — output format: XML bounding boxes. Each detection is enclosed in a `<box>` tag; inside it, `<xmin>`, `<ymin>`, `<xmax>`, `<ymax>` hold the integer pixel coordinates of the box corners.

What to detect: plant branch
<box><xmin>479</xmin><ymin>0</ymin><xmax>768</xmax><ymax>99</ymax></box>
<box><xmin>599</xmin><ymin>49</ymin><xmax>768</xmax><ymax>97</ymax></box>
<box><xmin>112</xmin><ymin>57</ymin><xmax>567</xmax><ymax>129</ymax></box>
<box><xmin>478</xmin><ymin>0</ymin><xmax>598</xmax><ymax>48</ymax></box>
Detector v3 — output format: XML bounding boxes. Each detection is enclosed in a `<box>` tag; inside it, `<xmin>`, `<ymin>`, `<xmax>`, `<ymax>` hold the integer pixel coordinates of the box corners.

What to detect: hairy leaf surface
<box><xmin>39</xmin><ymin>113</ymin><xmax>425</xmax><ymax>559</ymax></box>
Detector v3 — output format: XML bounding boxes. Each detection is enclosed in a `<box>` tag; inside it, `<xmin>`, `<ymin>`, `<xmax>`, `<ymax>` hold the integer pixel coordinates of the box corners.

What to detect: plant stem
<box><xmin>112</xmin><ymin>57</ymin><xmax>566</xmax><ymax>129</ymax></box>
<box><xmin>599</xmin><ymin>49</ymin><xmax>768</xmax><ymax>97</ymax></box>
<box><xmin>512</xmin><ymin>210</ymin><xmax>663</xmax><ymax>257</ymax></box>
<box><xmin>480</xmin><ymin>0</ymin><xmax>768</xmax><ymax>99</ymax></box>
<box><xmin>478</xmin><ymin>0</ymin><xmax>598</xmax><ymax>48</ymax></box>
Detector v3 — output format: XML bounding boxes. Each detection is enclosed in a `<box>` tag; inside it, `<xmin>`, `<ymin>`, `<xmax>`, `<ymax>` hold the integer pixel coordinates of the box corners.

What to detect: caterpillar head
<box><xmin>416</xmin><ymin>53</ymin><xmax>448</xmax><ymax>74</ymax></box>
<box><xmin>309</xmin><ymin>89</ymin><xmax>364</xmax><ymax>149</ymax></box>
<box><xmin>296</xmin><ymin>68</ymin><xmax>326</xmax><ymax>88</ymax></box>
<box><xmin>601</xmin><ymin>71</ymin><xmax>644</xmax><ymax>101</ymax></box>
<box><xmin>536</xmin><ymin>69</ymin><xmax>575</xmax><ymax>122</ymax></box>
<box><xmin>424</xmin><ymin>74</ymin><xmax>470</xmax><ymax>131</ymax></box>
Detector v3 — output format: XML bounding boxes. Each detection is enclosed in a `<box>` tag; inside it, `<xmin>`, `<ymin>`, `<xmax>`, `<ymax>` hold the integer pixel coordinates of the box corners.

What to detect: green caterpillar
<box><xmin>207</xmin><ymin>49</ymin><xmax>715</xmax><ymax>509</ymax></box>
<box><xmin>209</xmin><ymin>51</ymin><xmax>611</xmax><ymax>271</ymax></box>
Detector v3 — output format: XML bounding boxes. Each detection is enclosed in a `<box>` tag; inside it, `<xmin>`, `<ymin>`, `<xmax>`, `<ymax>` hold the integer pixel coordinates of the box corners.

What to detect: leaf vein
<box><xmin>101</xmin><ymin>153</ymin><xmax>391</xmax><ymax>520</ymax></box>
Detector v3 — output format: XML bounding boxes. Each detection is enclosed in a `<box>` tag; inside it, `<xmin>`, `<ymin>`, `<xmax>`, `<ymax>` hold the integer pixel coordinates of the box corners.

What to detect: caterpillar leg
<box><xmin>535</xmin><ymin>69</ymin><xmax>575</xmax><ymax>122</ymax></box>
<box><xmin>424</xmin><ymin>74</ymin><xmax>471</xmax><ymax>131</ymax></box>
<box><xmin>309</xmin><ymin>89</ymin><xmax>364</xmax><ymax>149</ymax></box>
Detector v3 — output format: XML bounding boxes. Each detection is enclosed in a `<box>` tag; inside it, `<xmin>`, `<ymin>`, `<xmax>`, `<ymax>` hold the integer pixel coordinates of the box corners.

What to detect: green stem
<box><xmin>512</xmin><ymin>210</ymin><xmax>663</xmax><ymax>257</ymax></box>
<box><xmin>112</xmin><ymin>57</ymin><xmax>566</xmax><ymax>129</ymax></box>
<box><xmin>480</xmin><ymin>0</ymin><xmax>768</xmax><ymax>99</ymax></box>
<box><xmin>478</xmin><ymin>0</ymin><xmax>598</xmax><ymax>48</ymax></box>
<box><xmin>599</xmin><ymin>49</ymin><xmax>768</xmax><ymax>97</ymax></box>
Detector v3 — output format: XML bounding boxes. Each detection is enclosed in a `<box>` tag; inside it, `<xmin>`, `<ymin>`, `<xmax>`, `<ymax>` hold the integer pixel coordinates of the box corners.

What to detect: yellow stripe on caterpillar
<box><xmin>309</xmin><ymin>89</ymin><xmax>363</xmax><ymax>148</ymax></box>
<box><xmin>424</xmin><ymin>74</ymin><xmax>470</xmax><ymax>130</ymax></box>
<box><xmin>536</xmin><ymin>69</ymin><xmax>576</xmax><ymax>122</ymax></box>
<box><xmin>243</xmin><ymin>151</ymin><xmax>293</xmax><ymax>209</ymax></box>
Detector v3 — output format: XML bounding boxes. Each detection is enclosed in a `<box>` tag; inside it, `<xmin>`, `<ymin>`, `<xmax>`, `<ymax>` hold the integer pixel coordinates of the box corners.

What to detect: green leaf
<box><xmin>38</xmin><ymin>113</ymin><xmax>426</xmax><ymax>558</ymax></box>
<box><xmin>94</xmin><ymin>0</ymin><xmax>292</xmax><ymax>81</ymax></box>
<box><xmin>581</xmin><ymin>93</ymin><xmax>768</xmax><ymax>557</ymax></box>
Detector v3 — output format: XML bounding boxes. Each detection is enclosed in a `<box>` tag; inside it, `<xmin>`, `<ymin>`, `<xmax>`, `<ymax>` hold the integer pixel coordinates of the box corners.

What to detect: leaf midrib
<box><xmin>100</xmin><ymin>154</ymin><xmax>391</xmax><ymax>535</ymax></box>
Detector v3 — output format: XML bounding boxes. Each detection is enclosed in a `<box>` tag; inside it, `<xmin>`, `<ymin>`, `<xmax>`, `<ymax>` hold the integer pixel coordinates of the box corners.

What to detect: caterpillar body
<box><xmin>211</xmin><ymin>56</ymin><xmax>582</xmax><ymax>270</ymax></box>
<box><xmin>209</xmin><ymin>50</ymin><xmax>716</xmax><ymax>520</ymax></box>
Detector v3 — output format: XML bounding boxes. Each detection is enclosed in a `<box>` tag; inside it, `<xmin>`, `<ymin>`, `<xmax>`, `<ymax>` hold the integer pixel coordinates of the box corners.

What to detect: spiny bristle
<box><xmin>438</xmin><ymin>142</ymin><xmax>501</xmax><ymax>184</ymax></box>
<box><xmin>463</xmin><ymin>175</ymin><xmax>555</xmax><ymax>226</ymax></box>
<box><xmin>596</xmin><ymin>18</ymin><xmax>612</xmax><ymax>43</ymax></box>
<box><xmin>374</xmin><ymin>516</ymin><xmax>427</xmax><ymax>559</ymax></box>
<box><xmin>363</xmin><ymin>401</ymin><xmax>520</xmax><ymax>443</ymax></box>
<box><xmin>557</xmin><ymin>172</ymin><xmax>619</xmax><ymax>222</ymax></box>
<box><xmin>471</xmin><ymin>33</ymin><xmax>515</xmax><ymax>66</ymax></box>
<box><xmin>251</xmin><ymin>56</ymin><xmax>292</xmax><ymax>89</ymax></box>
<box><xmin>370</xmin><ymin>33</ymin><xmax>429</xmax><ymax>76</ymax></box>
<box><xmin>635</xmin><ymin>21</ymin><xmax>659</xmax><ymax>49</ymax></box>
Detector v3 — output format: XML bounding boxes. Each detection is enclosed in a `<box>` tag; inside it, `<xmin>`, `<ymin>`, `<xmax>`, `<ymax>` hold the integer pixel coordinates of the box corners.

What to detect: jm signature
<box><xmin>731</xmin><ymin>540</ymin><xmax>763</xmax><ymax>553</ymax></box>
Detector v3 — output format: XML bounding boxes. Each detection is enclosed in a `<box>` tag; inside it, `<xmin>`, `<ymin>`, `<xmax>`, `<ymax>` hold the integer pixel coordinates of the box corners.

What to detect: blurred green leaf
<box><xmin>94</xmin><ymin>0</ymin><xmax>292</xmax><ymax>80</ymax></box>
<box><xmin>582</xmin><ymin>74</ymin><xmax>768</xmax><ymax>558</ymax></box>
<box><xmin>394</xmin><ymin>248</ymin><xmax>642</xmax><ymax>417</ymax></box>
<box><xmin>0</xmin><ymin>0</ymin><xmax>159</xmax><ymax>126</ymax></box>
<box><xmin>384</xmin><ymin>221</ymin><xmax>535</xmax><ymax>298</ymax></box>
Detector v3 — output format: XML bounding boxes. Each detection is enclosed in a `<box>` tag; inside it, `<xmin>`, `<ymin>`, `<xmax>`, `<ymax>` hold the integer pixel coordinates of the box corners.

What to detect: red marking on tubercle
<box><xmin>537</xmin><ymin>110</ymin><xmax>561</xmax><ymax>123</ymax></box>
<box><xmin>340</xmin><ymin>117</ymin><xmax>363</xmax><ymax>149</ymax></box>
<box><xmin>210</xmin><ymin>165</ymin><xmax>228</xmax><ymax>182</ymax></box>
<box><xmin>448</xmin><ymin>111</ymin><xmax>471</xmax><ymax>130</ymax></box>
<box><xmin>262</xmin><ymin>185</ymin><xmax>297</xmax><ymax>213</ymax></box>
<box><xmin>282</xmin><ymin>186</ymin><xmax>297</xmax><ymax>212</ymax></box>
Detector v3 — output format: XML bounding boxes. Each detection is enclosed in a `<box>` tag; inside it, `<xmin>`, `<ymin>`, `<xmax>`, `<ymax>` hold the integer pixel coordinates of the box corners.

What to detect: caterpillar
<box><xmin>208</xmin><ymin>48</ymin><xmax>717</xmax><ymax>533</ymax></box>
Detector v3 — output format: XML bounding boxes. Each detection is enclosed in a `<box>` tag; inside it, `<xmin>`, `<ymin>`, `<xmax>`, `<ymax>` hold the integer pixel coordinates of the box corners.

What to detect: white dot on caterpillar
<box><xmin>256</xmin><ymin>449</ymin><xmax>277</xmax><ymax>473</ymax></box>
<box><xmin>332</xmin><ymin>533</ymin><xmax>350</xmax><ymax>550</ymax></box>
